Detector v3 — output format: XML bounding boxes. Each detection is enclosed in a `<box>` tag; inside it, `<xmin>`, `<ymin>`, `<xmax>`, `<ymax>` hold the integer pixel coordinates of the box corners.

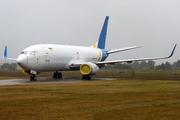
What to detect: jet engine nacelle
<box><xmin>80</xmin><ymin>62</ymin><xmax>99</xmax><ymax>75</ymax></box>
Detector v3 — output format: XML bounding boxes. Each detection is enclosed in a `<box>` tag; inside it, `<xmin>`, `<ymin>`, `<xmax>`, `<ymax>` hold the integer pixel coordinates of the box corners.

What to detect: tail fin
<box><xmin>92</xmin><ymin>16</ymin><xmax>109</xmax><ymax>49</ymax></box>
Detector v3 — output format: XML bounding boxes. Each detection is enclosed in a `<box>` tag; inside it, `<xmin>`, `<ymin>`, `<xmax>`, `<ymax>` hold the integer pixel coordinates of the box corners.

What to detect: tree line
<box><xmin>103</xmin><ymin>60</ymin><xmax>180</xmax><ymax>70</ymax></box>
<box><xmin>0</xmin><ymin>63</ymin><xmax>17</xmax><ymax>71</ymax></box>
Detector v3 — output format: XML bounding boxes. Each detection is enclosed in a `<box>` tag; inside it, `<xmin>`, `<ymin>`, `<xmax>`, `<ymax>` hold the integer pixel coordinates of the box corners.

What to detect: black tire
<box><xmin>82</xmin><ymin>75</ymin><xmax>91</xmax><ymax>80</ymax></box>
<box><xmin>58</xmin><ymin>73</ymin><xmax>62</xmax><ymax>78</ymax></box>
<box><xmin>53</xmin><ymin>73</ymin><xmax>57</xmax><ymax>78</ymax></box>
<box><xmin>30</xmin><ymin>75</ymin><xmax>37</xmax><ymax>81</ymax></box>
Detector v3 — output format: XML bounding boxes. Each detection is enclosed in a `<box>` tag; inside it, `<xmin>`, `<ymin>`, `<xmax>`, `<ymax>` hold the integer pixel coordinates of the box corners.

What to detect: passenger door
<box><xmin>42</xmin><ymin>47</ymin><xmax>50</xmax><ymax>67</ymax></box>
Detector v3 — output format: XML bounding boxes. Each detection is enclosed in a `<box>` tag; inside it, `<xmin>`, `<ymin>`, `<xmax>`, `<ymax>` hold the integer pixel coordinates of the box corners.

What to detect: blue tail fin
<box><xmin>97</xmin><ymin>16</ymin><xmax>109</xmax><ymax>49</ymax></box>
<box><xmin>91</xmin><ymin>16</ymin><xmax>109</xmax><ymax>49</ymax></box>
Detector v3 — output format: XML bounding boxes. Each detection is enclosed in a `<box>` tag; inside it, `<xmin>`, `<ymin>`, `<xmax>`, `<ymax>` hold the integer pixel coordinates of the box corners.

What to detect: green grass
<box><xmin>0</xmin><ymin>79</ymin><xmax>180</xmax><ymax>120</ymax></box>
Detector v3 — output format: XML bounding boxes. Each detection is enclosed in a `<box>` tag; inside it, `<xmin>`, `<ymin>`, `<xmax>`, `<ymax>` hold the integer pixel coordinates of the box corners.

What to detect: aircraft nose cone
<box><xmin>17</xmin><ymin>55</ymin><xmax>28</xmax><ymax>68</ymax></box>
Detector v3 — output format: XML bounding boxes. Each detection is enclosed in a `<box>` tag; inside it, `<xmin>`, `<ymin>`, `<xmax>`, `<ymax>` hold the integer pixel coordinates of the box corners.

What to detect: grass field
<box><xmin>0</xmin><ymin>79</ymin><xmax>180</xmax><ymax>120</ymax></box>
<box><xmin>0</xmin><ymin>70</ymin><xmax>180</xmax><ymax>119</ymax></box>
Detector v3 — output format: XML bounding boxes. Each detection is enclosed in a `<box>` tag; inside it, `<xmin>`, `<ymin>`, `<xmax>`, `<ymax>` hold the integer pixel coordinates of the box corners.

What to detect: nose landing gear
<box><xmin>30</xmin><ymin>75</ymin><xmax>36</xmax><ymax>81</ymax></box>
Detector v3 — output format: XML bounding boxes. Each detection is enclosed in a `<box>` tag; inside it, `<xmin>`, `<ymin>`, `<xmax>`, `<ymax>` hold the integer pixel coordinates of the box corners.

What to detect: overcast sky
<box><xmin>0</xmin><ymin>0</ymin><xmax>179</xmax><ymax>65</ymax></box>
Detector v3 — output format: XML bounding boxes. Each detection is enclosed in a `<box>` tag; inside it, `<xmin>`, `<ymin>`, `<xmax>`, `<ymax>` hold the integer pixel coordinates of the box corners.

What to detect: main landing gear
<box><xmin>53</xmin><ymin>71</ymin><xmax>62</xmax><ymax>78</ymax></box>
<box><xmin>30</xmin><ymin>75</ymin><xmax>36</xmax><ymax>81</ymax></box>
<box><xmin>82</xmin><ymin>75</ymin><xmax>91</xmax><ymax>80</ymax></box>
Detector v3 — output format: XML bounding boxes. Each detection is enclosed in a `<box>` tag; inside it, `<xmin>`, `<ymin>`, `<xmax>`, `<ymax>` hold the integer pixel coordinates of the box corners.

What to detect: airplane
<box><xmin>3</xmin><ymin>16</ymin><xmax>177</xmax><ymax>81</ymax></box>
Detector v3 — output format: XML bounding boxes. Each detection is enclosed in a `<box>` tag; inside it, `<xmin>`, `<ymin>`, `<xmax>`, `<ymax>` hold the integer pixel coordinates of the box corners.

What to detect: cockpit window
<box><xmin>21</xmin><ymin>51</ymin><xmax>29</xmax><ymax>54</ymax></box>
<box><xmin>21</xmin><ymin>51</ymin><xmax>25</xmax><ymax>54</ymax></box>
<box><xmin>30</xmin><ymin>51</ymin><xmax>38</xmax><ymax>56</ymax></box>
<box><xmin>21</xmin><ymin>51</ymin><xmax>38</xmax><ymax>56</ymax></box>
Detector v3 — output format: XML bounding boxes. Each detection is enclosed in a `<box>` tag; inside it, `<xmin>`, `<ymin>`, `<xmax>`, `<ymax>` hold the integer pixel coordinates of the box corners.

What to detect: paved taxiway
<box><xmin>0</xmin><ymin>77</ymin><xmax>115</xmax><ymax>86</ymax></box>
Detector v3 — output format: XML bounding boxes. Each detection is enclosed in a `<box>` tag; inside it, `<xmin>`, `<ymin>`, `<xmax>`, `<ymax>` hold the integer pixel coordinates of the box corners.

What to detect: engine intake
<box><xmin>80</xmin><ymin>63</ymin><xmax>99</xmax><ymax>75</ymax></box>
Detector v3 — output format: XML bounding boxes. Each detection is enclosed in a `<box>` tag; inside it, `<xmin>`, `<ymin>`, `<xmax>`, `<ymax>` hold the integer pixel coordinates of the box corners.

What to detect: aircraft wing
<box><xmin>96</xmin><ymin>44</ymin><xmax>177</xmax><ymax>65</ymax></box>
<box><xmin>107</xmin><ymin>46</ymin><xmax>141</xmax><ymax>54</ymax></box>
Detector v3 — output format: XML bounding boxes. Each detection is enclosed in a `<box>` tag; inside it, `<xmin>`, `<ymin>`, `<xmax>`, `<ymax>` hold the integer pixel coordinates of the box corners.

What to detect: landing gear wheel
<box><xmin>57</xmin><ymin>72</ymin><xmax>62</xmax><ymax>78</ymax></box>
<box><xmin>30</xmin><ymin>75</ymin><xmax>36</xmax><ymax>81</ymax></box>
<box><xmin>53</xmin><ymin>73</ymin><xmax>57</xmax><ymax>78</ymax></box>
<box><xmin>82</xmin><ymin>75</ymin><xmax>91</xmax><ymax>80</ymax></box>
<box><xmin>53</xmin><ymin>72</ymin><xmax>62</xmax><ymax>78</ymax></box>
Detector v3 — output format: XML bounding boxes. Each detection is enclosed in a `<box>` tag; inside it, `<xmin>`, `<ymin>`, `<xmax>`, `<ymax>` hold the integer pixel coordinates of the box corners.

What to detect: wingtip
<box><xmin>169</xmin><ymin>44</ymin><xmax>177</xmax><ymax>58</ymax></box>
<box><xmin>3</xmin><ymin>46</ymin><xmax>7</xmax><ymax>59</ymax></box>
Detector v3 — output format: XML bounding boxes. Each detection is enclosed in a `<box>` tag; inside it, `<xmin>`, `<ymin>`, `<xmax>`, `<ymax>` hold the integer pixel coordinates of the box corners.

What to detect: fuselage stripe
<box><xmin>97</xmin><ymin>48</ymin><xmax>102</xmax><ymax>62</ymax></box>
<box><xmin>24</xmin><ymin>54</ymin><xmax>28</xmax><ymax>64</ymax></box>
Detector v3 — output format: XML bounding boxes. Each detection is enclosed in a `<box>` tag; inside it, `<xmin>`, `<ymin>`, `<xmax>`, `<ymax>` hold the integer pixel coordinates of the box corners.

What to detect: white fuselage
<box><xmin>17</xmin><ymin>44</ymin><xmax>102</xmax><ymax>72</ymax></box>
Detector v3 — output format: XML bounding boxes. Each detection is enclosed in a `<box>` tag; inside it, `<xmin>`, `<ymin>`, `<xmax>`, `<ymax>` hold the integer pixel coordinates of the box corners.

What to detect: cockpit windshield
<box><xmin>21</xmin><ymin>51</ymin><xmax>30</xmax><ymax>54</ymax></box>
<box><xmin>21</xmin><ymin>51</ymin><xmax>25</xmax><ymax>54</ymax></box>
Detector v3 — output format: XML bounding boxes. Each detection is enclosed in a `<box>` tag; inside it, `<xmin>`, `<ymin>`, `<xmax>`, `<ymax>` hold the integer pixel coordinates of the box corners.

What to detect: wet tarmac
<box><xmin>0</xmin><ymin>77</ymin><xmax>115</xmax><ymax>86</ymax></box>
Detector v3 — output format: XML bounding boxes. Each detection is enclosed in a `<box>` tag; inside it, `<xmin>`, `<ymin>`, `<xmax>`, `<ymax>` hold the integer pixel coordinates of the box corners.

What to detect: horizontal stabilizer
<box><xmin>96</xmin><ymin>44</ymin><xmax>177</xmax><ymax>65</ymax></box>
<box><xmin>107</xmin><ymin>46</ymin><xmax>141</xmax><ymax>54</ymax></box>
